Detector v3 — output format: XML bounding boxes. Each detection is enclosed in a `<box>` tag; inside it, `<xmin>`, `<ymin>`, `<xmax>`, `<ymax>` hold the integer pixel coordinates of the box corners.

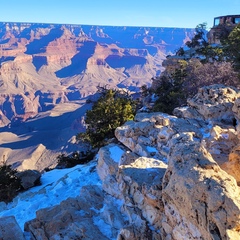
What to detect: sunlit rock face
<box><xmin>106</xmin><ymin>84</ymin><xmax>240</xmax><ymax>239</ymax></box>
<box><xmin>162</xmin><ymin>132</ymin><xmax>240</xmax><ymax>240</ymax></box>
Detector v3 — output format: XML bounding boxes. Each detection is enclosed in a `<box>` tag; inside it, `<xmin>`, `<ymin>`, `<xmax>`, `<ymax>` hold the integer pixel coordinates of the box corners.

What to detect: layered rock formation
<box><xmin>0</xmin><ymin>22</ymin><xmax>194</xmax><ymax>123</ymax></box>
<box><xmin>18</xmin><ymin>84</ymin><xmax>240</xmax><ymax>239</ymax></box>
<box><xmin>0</xmin><ymin>22</ymin><xmax>194</xmax><ymax>170</ymax></box>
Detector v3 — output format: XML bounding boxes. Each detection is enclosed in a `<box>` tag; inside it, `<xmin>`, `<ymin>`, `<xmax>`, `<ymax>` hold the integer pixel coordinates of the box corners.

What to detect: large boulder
<box><xmin>97</xmin><ymin>144</ymin><xmax>126</xmax><ymax>198</ymax></box>
<box><xmin>16</xmin><ymin>169</ymin><xmax>41</xmax><ymax>190</ymax></box>
<box><xmin>187</xmin><ymin>84</ymin><xmax>240</xmax><ymax>123</ymax></box>
<box><xmin>118</xmin><ymin>155</ymin><xmax>167</xmax><ymax>230</ymax></box>
<box><xmin>97</xmin><ymin>143</ymin><xmax>167</xmax><ymax>239</ymax></box>
<box><xmin>162</xmin><ymin>132</ymin><xmax>240</xmax><ymax>240</ymax></box>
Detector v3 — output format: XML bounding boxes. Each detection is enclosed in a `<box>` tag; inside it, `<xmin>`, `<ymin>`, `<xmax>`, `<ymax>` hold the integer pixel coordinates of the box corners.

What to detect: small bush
<box><xmin>56</xmin><ymin>151</ymin><xmax>96</xmax><ymax>169</ymax></box>
<box><xmin>0</xmin><ymin>165</ymin><xmax>22</xmax><ymax>203</ymax></box>
<box><xmin>77</xmin><ymin>89</ymin><xmax>136</xmax><ymax>148</ymax></box>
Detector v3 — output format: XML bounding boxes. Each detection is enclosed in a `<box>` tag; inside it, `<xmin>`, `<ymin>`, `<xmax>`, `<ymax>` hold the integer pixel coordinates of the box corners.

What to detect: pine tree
<box><xmin>0</xmin><ymin>165</ymin><xmax>22</xmax><ymax>203</ymax></box>
<box><xmin>78</xmin><ymin>89</ymin><xmax>136</xmax><ymax>147</ymax></box>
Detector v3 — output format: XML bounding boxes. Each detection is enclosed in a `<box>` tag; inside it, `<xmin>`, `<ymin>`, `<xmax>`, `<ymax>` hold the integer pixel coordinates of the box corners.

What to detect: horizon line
<box><xmin>0</xmin><ymin>20</ymin><xmax>196</xmax><ymax>30</ymax></box>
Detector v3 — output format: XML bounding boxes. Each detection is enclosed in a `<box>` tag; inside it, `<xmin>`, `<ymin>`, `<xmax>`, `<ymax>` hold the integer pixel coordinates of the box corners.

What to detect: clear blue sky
<box><xmin>0</xmin><ymin>0</ymin><xmax>240</xmax><ymax>29</ymax></box>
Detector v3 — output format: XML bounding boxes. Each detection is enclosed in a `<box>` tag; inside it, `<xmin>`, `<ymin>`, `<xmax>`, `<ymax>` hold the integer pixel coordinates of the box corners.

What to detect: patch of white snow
<box><xmin>146</xmin><ymin>146</ymin><xmax>158</xmax><ymax>153</ymax></box>
<box><xmin>109</xmin><ymin>146</ymin><xmax>125</xmax><ymax>163</ymax></box>
<box><xmin>0</xmin><ymin>160</ymin><xmax>100</xmax><ymax>231</ymax></box>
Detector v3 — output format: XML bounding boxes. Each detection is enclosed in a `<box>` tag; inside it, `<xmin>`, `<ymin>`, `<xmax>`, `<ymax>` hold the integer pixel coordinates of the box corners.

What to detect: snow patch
<box><xmin>93</xmin><ymin>215</ymin><xmax>114</xmax><ymax>240</ymax></box>
<box><xmin>146</xmin><ymin>146</ymin><xmax>158</xmax><ymax>153</ymax></box>
<box><xmin>0</xmin><ymin>160</ymin><xmax>100</xmax><ymax>231</ymax></box>
<box><xmin>110</xmin><ymin>145</ymin><xmax>125</xmax><ymax>163</ymax></box>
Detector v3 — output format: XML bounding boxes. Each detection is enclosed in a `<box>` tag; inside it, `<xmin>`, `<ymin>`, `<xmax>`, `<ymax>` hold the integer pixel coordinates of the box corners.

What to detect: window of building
<box><xmin>214</xmin><ymin>18</ymin><xmax>220</xmax><ymax>26</ymax></box>
<box><xmin>234</xmin><ymin>17</ymin><xmax>240</xmax><ymax>24</ymax></box>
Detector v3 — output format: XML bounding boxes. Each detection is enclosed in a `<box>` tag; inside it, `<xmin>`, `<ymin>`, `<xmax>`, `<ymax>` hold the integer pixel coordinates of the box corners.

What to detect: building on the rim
<box><xmin>208</xmin><ymin>15</ymin><xmax>240</xmax><ymax>44</ymax></box>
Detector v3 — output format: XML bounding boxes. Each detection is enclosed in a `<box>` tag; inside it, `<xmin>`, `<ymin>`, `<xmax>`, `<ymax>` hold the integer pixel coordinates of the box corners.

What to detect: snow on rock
<box><xmin>0</xmin><ymin>159</ymin><xmax>100</xmax><ymax>231</ymax></box>
<box><xmin>109</xmin><ymin>145</ymin><xmax>124</xmax><ymax>163</ymax></box>
<box><xmin>0</xmin><ymin>216</ymin><xmax>25</xmax><ymax>240</ymax></box>
<box><xmin>97</xmin><ymin>144</ymin><xmax>125</xmax><ymax>198</ymax></box>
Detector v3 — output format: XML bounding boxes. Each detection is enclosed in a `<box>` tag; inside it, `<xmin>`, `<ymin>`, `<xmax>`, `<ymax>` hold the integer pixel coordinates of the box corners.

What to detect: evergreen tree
<box><xmin>222</xmin><ymin>24</ymin><xmax>240</xmax><ymax>71</ymax></box>
<box><xmin>78</xmin><ymin>89</ymin><xmax>136</xmax><ymax>147</ymax></box>
<box><xmin>0</xmin><ymin>165</ymin><xmax>22</xmax><ymax>203</ymax></box>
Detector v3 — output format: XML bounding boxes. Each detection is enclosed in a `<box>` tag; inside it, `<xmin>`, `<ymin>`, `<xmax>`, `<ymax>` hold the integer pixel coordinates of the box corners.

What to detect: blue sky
<box><xmin>0</xmin><ymin>0</ymin><xmax>240</xmax><ymax>29</ymax></box>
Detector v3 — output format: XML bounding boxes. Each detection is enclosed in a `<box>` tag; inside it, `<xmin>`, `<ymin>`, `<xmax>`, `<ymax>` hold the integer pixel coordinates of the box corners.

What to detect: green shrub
<box><xmin>78</xmin><ymin>89</ymin><xmax>136</xmax><ymax>148</ymax></box>
<box><xmin>0</xmin><ymin>165</ymin><xmax>22</xmax><ymax>203</ymax></box>
<box><xmin>56</xmin><ymin>151</ymin><xmax>96</xmax><ymax>168</ymax></box>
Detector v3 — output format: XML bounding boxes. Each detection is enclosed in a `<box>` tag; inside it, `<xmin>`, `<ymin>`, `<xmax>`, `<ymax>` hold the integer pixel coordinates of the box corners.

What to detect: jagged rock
<box><xmin>187</xmin><ymin>84</ymin><xmax>240</xmax><ymax>123</ymax></box>
<box><xmin>115</xmin><ymin>112</ymin><xmax>205</xmax><ymax>161</ymax></box>
<box><xmin>162</xmin><ymin>132</ymin><xmax>240</xmax><ymax>240</ymax></box>
<box><xmin>97</xmin><ymin>143</ymin><xmax>167</xmax><ymax>238</ymax></box>
<box><xmin>16</xmin><ymin>169</ymin><xmax>41</xmax><ymax>189</ymax></box>
<box><xmin>0</xmin><ymin>216</ymin><xmax>25</xmax><ymax>240</ymax></box>
<box><xmin>118</xmin><ymin>156</ymin><xmax>167</xmax><ymax>227</ymax></box>
<box><xmin>203</xmin><ymin>124</ymin><xmax>238</xmax><ymax>167</ymax></box>
<box><xmin>222</xmin><ymin>144</ymin><xmax>240</xmax><ymax>185</ymax></box>
<box><xmin>97</xmin><ymin>144</ymin><xmax>126</xmax><ymax>198</ymax></box>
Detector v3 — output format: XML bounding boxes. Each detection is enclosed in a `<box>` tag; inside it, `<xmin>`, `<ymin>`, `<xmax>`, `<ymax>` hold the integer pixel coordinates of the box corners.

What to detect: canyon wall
<box><xmin>0</xmin><ymin>22</ymin><xmax>194</xmax><ymax>122</ymax></box>
<box><xmin>0</xmin><ymin>22</ymin><xmax>194</xmax><ymax>170</ymax></box>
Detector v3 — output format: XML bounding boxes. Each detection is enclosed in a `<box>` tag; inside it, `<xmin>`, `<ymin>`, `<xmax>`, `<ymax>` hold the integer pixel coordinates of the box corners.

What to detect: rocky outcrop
<box><xmin>24</xmin><ymin>84</ymin><xmax>240</xmax><ymax>239</ymax></box>
<box><xmin>114</xmin><ymin>84</ymin><xmax>240</xmax><ymax>239</ymax></box>
<box><xmin>187</xmin><ymin>84</ymin><xmax>240</xmax><ymax>123</ymax></box>
<box><xmin>174</xmin><ymin>84</ymin><xmax>240</xmax><ymax>166</ymax></box>
<box><xmin>16</xmin><ymin>170</ymin><xmax>41</xmax><ymax>190</ymax></box>
<box><xmin>162</xmin><ymin>132</ymin><xmax>240</xmax><ymax>240</ymax></box>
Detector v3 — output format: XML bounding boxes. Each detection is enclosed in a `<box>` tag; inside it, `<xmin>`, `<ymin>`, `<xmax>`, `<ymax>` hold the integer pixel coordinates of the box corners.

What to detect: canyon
<box><xmin>0</xmin><ymin>22</ymin><xmax>194</xmax><ymax>170</ymax></box>
<box><xmin>0</xmin><ymin>22</ymin><xmax>240</xmax><ymax>240</ymax></box>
